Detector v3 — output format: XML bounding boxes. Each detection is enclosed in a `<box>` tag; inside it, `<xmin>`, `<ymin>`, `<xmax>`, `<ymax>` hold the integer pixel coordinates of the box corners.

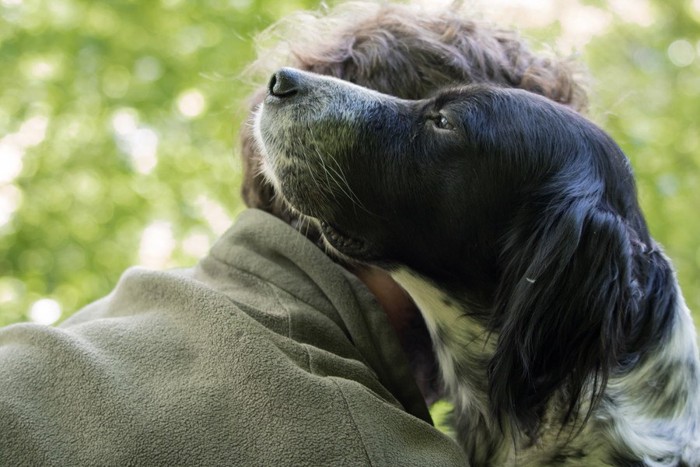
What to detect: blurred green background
<box><xmin>1</xmin><ymin>0</ymin><xmax>699</xmax><ymax>327</ymax></box>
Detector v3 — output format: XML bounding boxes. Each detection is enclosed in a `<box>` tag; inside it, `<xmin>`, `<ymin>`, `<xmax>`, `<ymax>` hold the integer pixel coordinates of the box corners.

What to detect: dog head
<box><xmin>254</xmin><ymin>68</ymin><xmax>676</xmax><ymax>431</ymax></box>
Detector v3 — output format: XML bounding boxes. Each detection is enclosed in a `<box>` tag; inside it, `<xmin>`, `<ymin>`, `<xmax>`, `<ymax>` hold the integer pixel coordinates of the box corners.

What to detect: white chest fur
<box><xmin>391</xmin><ymin>268</ymin><xmax>700</xmax><ymax>466</ymax></box>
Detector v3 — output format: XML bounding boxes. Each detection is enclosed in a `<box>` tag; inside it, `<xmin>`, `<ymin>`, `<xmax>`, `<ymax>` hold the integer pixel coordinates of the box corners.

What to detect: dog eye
<box><xmin>430</xmin><ymin>114</ymin><xmax>454</xmax><ymax>131</ymax></box>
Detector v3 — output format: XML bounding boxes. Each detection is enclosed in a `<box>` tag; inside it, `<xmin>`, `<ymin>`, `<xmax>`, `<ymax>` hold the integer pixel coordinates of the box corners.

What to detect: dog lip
<box><xmin>319</xmin><ymin>221</ymin><xmax>369</xmax><ymax>256</ymax></box>
<box><xmin>319</xmin><ymin>221</ymin><xmax>362</xmax><ymax>245</ymax></box>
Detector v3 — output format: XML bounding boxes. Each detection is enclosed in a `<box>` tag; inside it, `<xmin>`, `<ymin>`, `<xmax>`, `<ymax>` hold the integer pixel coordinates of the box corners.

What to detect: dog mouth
<box><xmin>318</xmin><ymin>220</ymin><xmax>379</xmax><ymax>264</ymax></box>
<box><xmin>318</xmin><ymin>220</ymin><xmax>374</xmax><ymax>262</ymax></box>
<box><xmin>317</xmin><ymin>219</ymin><xmax>381</xmax><ymax>264</ymax></box>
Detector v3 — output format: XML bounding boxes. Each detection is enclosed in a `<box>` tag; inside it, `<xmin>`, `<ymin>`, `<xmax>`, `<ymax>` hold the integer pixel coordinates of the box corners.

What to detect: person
<box><xmin>0</xmin><ymin>2</ymin><xmax>587</xmax><ymax>465</ymax></box>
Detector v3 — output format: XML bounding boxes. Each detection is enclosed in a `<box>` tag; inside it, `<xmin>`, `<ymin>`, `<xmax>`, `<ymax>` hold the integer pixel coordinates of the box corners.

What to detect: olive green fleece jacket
<box><xmin>0</xmin><ymin>209</ymin><xmax>466</xmax><ymax>466</ymax></box>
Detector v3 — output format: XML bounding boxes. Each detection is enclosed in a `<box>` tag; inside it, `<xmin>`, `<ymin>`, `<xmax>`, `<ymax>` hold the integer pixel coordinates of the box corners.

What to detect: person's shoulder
<box><xmin>331</xmin><ymin>375</ymin><xmax>468</xmax><ymax>466</ymax></box>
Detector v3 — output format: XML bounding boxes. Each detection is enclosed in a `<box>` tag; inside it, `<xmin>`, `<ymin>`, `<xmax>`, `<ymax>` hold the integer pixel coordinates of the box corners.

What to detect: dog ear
<box><xmin>489</xmin><ymin>199</ymin><xmax>639</xmax><ymax>434</ymax></box>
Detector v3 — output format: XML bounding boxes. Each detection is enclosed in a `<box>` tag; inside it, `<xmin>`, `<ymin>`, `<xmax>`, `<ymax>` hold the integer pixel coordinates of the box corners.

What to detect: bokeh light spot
<box><xmin>111</xmin><ymin>109</ymin><xmax>159</xmax><ymax>174</ymax></box>
<box><xmin>134</xmin><ymin>56</ymin><xmax>164</xmax><ymax>83</ymax></box>
<box><xmin>668</xmin><ymin>40</ymin><xmax>695</xmax><ymax>67</ymax></box>
<box><xmin>0</xmin><ymin>142</ymin><xmax>24</xmax><ymax>184</ymax></box>
<box><xmin>196</xmin><ymin>196</ymin><xmax>232</xmax><ymax>235</ymax></box>
<box><xmin>0</xmin><ymin>185</ymin><xmax>23</xmax><ymax>227</ymax></box>
<box><xmin>111</xmin><ymin>108</ymin><xmax>140</xmax><ymax>135</ymax></box>
<box><xmin>176</xmin><ymin>27</ymin><xmax>207</xmax><ymax>55</ymax></box>
<box><xmin>138</xmin><ymin>221</ymin><xmax>176</xmax><ymax>269</ymax></box>
<box><xmin>558</xmin><ymin>5</ymin><xmax>612</xmax><ymax>52</ymax></box>
<box><xmin>609</xmin><ymin>0</ymin><xmax>654</xmax><ymax>26</ymax></box>
<box><xmin>177</xmin><ymin>89</ymin><xmax>207</xmax><ymax>118</ymax></box>
<box><xmin>230</xmin><ymin>0</ymin><xmax>253</xmax><ymax>11</ymax></box>
<box><xmin>16</xmin><ymin>115</ymin><xmax>49</xmax><ymax>147</ymax></box>
<box><xmin>128</xmin><ymin>128</ymin><xmax>159</xmax><ymax>174</ymax></box>
<box><xmin>29</xmin><ymin>298</ymin><xmax>62</xmax><ymax>325</ymax></box>
<box><xmin>0</xmin><ymin>277</ymin><xmax>25</xmax><ymax>305</ymax></box>
<box><xmin>102</xmin><ymin>65</ymin><xmax>132</xmax><ymax>99</ymax></box>
<box><xmin>29</xmin><ymin>60</ymin><xmax>54</xmax><ymax>79</ymax></box>
<box><xmin>657</xmin><ymin>173</ymin><xmax>679</xmax><ymax>196</ymax></box>
<box><xmin>161</xmin><ymin>0</ymin><xmax>184</xmax><ymax>9</ymax></box>
<box><xmin>182</xmin><ymin>231</ymin><xmax>212</xmax><ymax>258</ymax></box>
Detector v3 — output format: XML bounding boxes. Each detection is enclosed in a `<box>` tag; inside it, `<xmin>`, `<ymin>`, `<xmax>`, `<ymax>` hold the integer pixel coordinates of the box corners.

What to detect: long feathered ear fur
<box><xmin>489</xmin><ymin>194</ymin><xmax>639</xmax><ymax>435</ymax></box>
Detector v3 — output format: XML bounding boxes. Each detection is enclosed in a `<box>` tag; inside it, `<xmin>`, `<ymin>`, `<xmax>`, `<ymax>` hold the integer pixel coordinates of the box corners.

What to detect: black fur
<box><xmin>256</xmin><ymin>68</ymin><xmax>700</xmax><ymax>465</ymax></box>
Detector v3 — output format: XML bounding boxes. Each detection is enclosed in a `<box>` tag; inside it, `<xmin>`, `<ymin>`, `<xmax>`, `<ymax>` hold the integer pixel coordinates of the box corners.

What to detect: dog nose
<box><xmin>268</xmin><ymin>68</ymin><xmax>303</xmax><ymax>98</ymax></box>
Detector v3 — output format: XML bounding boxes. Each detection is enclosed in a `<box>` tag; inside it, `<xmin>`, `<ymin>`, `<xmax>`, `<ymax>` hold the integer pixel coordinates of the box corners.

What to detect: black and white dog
<box><xmin>253</xmin><ymin>68</ymin><xmax>700</xmax><ymax>466</ymax></box>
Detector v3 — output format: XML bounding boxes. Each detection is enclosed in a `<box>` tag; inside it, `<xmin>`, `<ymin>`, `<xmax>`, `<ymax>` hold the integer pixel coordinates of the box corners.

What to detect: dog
<box><xmin>253</xmin><ymin>67</ymin><xmax>700</xmax><ymax>466</ymax></box>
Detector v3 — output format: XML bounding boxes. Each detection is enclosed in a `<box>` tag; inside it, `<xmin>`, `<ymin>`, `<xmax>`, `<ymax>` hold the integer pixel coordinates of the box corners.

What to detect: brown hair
<box><xmin>240</xmin><ymin>0</ymin><xmax>588</xmax><ymax>223</ymax></box>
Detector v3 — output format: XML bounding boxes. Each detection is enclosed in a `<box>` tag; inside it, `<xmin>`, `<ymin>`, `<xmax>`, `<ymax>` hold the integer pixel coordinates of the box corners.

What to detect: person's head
<box><xmin>240</xmin><ymin>1</ymin><xmax>588</xmax><ymax>223</ymax></box>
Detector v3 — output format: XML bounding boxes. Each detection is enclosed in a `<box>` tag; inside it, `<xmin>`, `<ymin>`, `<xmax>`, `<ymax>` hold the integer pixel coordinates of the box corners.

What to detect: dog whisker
<box><xmin>307</xmin><ymin>126</ymin><xmax>375</xmax><ymax>217</ymax></box>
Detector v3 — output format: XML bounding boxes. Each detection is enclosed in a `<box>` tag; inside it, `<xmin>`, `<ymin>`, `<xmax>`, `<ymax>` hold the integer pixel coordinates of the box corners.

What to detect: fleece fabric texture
<box><xmin>0</xmin><ymin>209</ymin><xmax>466</xmax><ymax>466</ymax></box>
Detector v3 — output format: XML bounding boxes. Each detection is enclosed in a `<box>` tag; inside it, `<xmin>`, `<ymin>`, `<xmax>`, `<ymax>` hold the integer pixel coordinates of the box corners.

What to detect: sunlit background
<box><xmin>1</xmin><ymin>0</ymin><xmax>699</xmax><ymax>327</ymax></box>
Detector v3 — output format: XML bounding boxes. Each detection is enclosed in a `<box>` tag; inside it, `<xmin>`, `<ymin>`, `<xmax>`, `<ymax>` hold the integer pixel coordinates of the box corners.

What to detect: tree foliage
<box><xmin>1</xmin><ymin>0</ymin><xmax>698</xmax><ymax>327</ymax></box>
